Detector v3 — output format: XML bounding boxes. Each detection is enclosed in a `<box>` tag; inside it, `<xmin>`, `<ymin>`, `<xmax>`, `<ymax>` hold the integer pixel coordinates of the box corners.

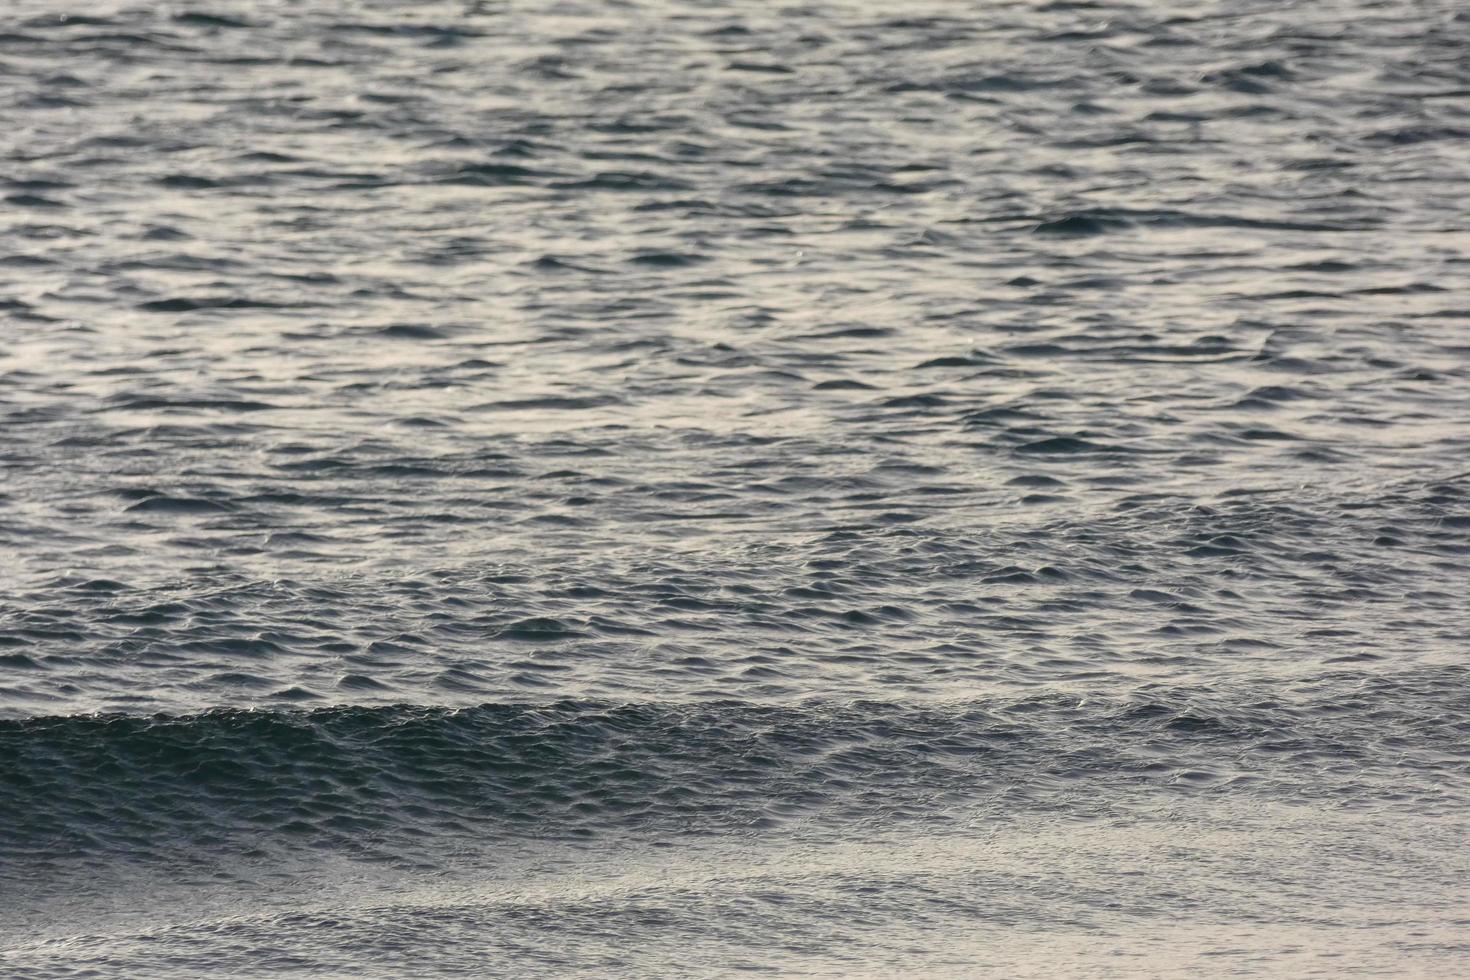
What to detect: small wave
<box><xmin>471</xmin><ymin>396</ymin><xmax>623</xmax><ymax>412</ymax></box>
<box><xmin>553</xmin><ymin>172</ymin><xmax>692</xmax><ymax>192</ymax></box>
<box><xmin>137</xmin><ymin>297</ymin><xmax>292</xmax><ymax>313</ymax></box>
<box><xmin>123</xmin><ymin>495</ymin><xmax>235</xmax><ymax>514</ymax></box>
<box><xmin>1031</xmin><ymin>207</ymin><xmax>1377</xmax><ymax>236</ymax></box>
<box><xmin>2</xmin><ymin>679</ymin><xmax>1464</xmax><ymax>872</ymax></box>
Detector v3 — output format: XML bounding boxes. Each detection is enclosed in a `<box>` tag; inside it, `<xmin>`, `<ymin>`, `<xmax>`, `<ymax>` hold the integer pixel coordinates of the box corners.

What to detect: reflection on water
<box><xmin>1</xmin><ymin>0</ymin><xmax>1468</xmax><ymax>974</ymax></box>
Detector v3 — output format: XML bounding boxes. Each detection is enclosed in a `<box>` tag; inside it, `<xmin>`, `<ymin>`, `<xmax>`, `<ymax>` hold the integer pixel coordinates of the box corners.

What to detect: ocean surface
<box><xmin>2</xmin><ymin>0</ymin><xmax>1468</xmax><ymax>975</ymax></box>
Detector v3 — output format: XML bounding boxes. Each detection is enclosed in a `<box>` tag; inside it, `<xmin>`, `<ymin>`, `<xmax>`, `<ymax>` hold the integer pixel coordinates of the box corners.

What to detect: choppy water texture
<box><xmin>2</xmin><ymin>0</ymin><xmax>1469</xmax><ymax>975</ymax></box>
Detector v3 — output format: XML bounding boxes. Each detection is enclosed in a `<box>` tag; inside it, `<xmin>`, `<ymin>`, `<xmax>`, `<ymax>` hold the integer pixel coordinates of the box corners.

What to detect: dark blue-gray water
<box><xmin>2</xmin><ymin>0</ymin><xmax>1469</xmax><ymax>975</ymax></box>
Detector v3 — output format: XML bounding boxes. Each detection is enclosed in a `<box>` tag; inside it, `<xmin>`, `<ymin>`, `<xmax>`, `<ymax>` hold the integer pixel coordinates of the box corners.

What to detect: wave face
<box><xmin>3</xmin><ymin>0</ymin><xmax>1470</xmax><ymax>973</ymax></box>
<box><xmin>4</xmin><ymin>678</ymin><xmax>1468</xmax><ymax>870</ymax></box>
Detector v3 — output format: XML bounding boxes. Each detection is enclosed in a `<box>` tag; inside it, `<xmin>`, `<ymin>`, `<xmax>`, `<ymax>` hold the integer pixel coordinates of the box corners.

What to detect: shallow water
<box><xmin>2</xmin><ymin>0</ymin><xmax>1468</xmax><ymax>975</ymax></box>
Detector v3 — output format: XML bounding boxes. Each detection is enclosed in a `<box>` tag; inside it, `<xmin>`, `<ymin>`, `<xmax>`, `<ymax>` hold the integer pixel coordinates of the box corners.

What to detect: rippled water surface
<box><xmin>2</xmin><ymin>0</ymin><xmax>1469</xmax><ymax>975</ymax></box>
